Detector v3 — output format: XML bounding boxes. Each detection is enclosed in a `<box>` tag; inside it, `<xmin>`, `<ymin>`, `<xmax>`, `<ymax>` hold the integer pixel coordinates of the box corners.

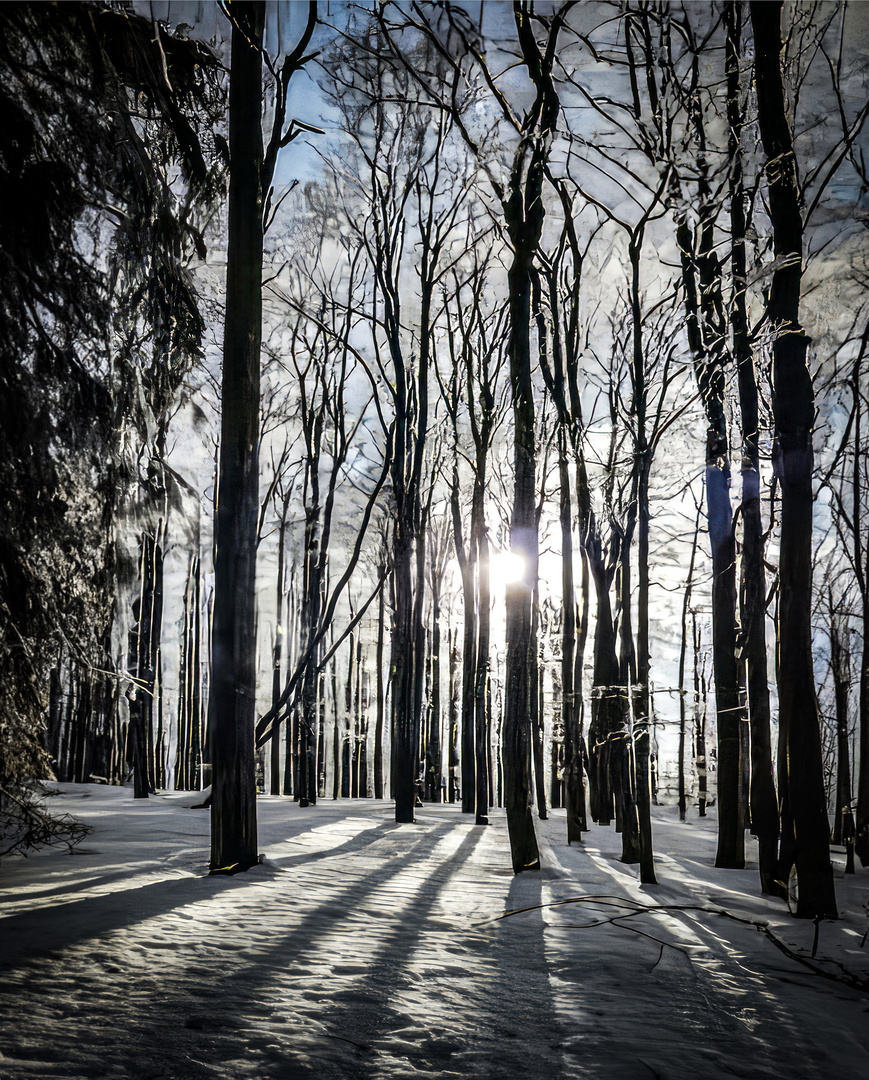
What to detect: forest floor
<box><xmin>1</xmin><ymin>786</ymin><xmax>868</xmax><ymax>1080</ymax></box>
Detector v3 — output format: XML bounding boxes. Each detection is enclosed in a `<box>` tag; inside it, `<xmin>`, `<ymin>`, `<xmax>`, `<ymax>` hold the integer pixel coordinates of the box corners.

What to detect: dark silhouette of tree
<box><xmin>0</xmin><ymin>1</ymin><xmax>223</xmax><ymax>851</ymax></box>
<box><xmin>381</xmin><ymin>0</ymin><xmax>577</xmax><ymax>870</ymax></box>
<box><xmin>209</xmin><ymin>0</ymin><xmax>267</xmax><ymax>873</ymax></box>
<box><xmin>209</xmin><ymin>0</ymin><xmax>318</xmax><ymax>872</ymax></box>
<box><xmin>723</xmin><ymin>0</ymin><xmax>779</xmax><ymax>894</ymax></box>
<box><xmin>440</xmin><ymin>246</ymin><xmax>509</xmax><ymax>825</ymax></box>
<box><xmin>751</xmin><ymin>0</ymin><xmax>836</xmax><ymax>918</ymax></box>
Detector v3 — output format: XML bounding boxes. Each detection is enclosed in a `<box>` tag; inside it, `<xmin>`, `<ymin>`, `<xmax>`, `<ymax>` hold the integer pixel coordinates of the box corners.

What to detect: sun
<box><xmin>490</xmin><ymin>550</ymin><xmax>525</xmax><ymax>586</ymax></box>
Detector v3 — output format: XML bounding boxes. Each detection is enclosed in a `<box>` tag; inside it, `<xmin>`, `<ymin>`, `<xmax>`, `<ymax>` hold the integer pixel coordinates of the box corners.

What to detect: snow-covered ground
<box><xmin>1</xmin><ymin>786</ymin><xmax>868</xmax><ymax>1080</ymax></box>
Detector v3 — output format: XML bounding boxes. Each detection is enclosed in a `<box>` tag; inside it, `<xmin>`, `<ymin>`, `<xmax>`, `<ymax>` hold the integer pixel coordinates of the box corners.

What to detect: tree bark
<box><xmin>587</xmin><ymin>531</ymin><xmax>621</xmax><ymax>827</ymax></box>
<box><xmin>429</xmin><ymin>573</ymin><xmax>443</xmax><ymax>803</ymax></box>
<box><xmin>751</xmin><ymin>0</ymin><xmax>836</xmax><ymax>917</ymax></box>
<box><xmin>558</xmin><ymin>433</ymin><xmax>582</xmax><ymax>840</ymax></box>
<box><xmin>725</xmin><ymin>0</ymin><xmax>779</xmax><ymax>893</ymax></box>
<box><xmin>374</xmin><ymin>571</ymin><xmax>386</xmax><ymax>799</ymax></box>
<box><xmin>269</xmin><ymin>496</ymin><xmax>288</xmax><ymax>796</ymax></box>
<box><xmin>209</xmin><ymin>1</ymin><xmax>263</xmax><ymax>873</ymax></box>
<box><xmin>500</xmin><ymin>0</ymin><xmax>573</xmax><ymax>874</ymax></box>
<box><xmin>452</xmin><ymin>465</ymin><xmax>477</xmax><ymax>815</ymax></box>
<box><xmin>677</xmin><ymin>502</ymin><xmax>702</xmax><ymax>822</ymax></box>
<box><xmin>676</xmin><ymin>208</ymin><xmax>745</xmax><ymax>869</ymax></box>
<box><xmin>473</xmin><ymin>492</ymin><xmax>491</xmax><ymax>824</ymax></box>
<box><xmin>829</xmin><ymin>593</ymin><xmax>854</xmax><ymax>873</ymax></box>
<box><xmin>694</xmin><ymin>613</ymin><xmax>708</xmax><ymax>817</ymax></box>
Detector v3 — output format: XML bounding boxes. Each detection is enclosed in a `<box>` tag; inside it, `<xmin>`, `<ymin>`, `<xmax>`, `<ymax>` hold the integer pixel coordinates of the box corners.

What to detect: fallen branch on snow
<box><xmin>493</xmin><ymin>893</ymin><xmax>869</xmax><ymax>995</ymax></box>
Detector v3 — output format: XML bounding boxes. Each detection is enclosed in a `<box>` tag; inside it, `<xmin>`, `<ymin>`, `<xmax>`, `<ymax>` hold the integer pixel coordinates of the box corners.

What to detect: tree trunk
<box><xmin>451</xmin><ymin>464</ymin><xmax>477</xmax><ymax>815</ymax></box>
<box><xmin>374</xmin><ymin>575</ymin><xmax>386</xmax><ymax>799</ymax></box>
<box><xmin>575</xmin><ymin>543</ymin><xmax>590</xmax><ymax>832</ymax></box>
<box><xmin>676</xmin><ymin>210</ymin><xmax>744</xmax><ymax>869</ymax></box>
<box><xmin>635</xmin><ymin>457</ymin><xmax>657</xmax><ymax>883</ymax></box>
<box><xmin>751</xmin><ymin>0</ymin><xmax>835</xmax><ymax>917</ymax></box>
<box><xmin>551</xmin><ymin>667</ymin><xmax>564</xmax><ymax>809</ymax></box>
<box><xmin>473</xmin><ymin>504</ymin><xmax>490</xmax><ymax>824</ymax></box>
<box><xmin>677</xmin><ymin>503</ymin><xmax>702</xmax><ymax>822</ymax></box>
<box><xmin>852</xmin><ymin>346</ymin><xmax>869</xmax><ymax>865</ymax></box>
<box><xmin>428</xmin><ymin>571</ymin><xmax>443</xmax><ymax>803</ymax></box>
<box><xmin>726</xmin><ymin>0</ymin><xmax>779</xmax><ymax>893</ymax></box>
<box><xmin>858</xmin><ymin>588</ymin><xmax>869</xmax><ymax>864</ymax></box>
<box><xmin>558</xmin><ymin>433</ymin><xmax>582</xmax><ymax>840</ymax></box>
<box><xmin>208</xmin><ymin>1</ymin><xmax>263</xmax><ymax>873</ymax></box>
<box><xmin>707</xmin><ymin>443</ymin><xmax>745</xmax><ymax>869</ymax></box>
<box><xmin>503</xmin><ymin>241</ymin><xmax>541</xmax><ymax>872</ymax></box>
<box><xmin>530</xmin><ymin>584</ymin><xmax>548</xmax><ymax>821</ymax></box>
<box><xmin>448</xmin><ymin>633</ymin><xmax>459</xmax><ymax>803</ymax></box>
<box><xmin>392</xmin><ymin>526</ymin><xmax>416</xmax><ymax>820</ymax></box>
<box><xmin>829</xmin><ymin>595</ymin><xmax>855</xmax><ymax>873</ymax></box>
<box><xmin>269</xmin><ymin>502</ymin><xmax>288</xmax><ymax>796</ymax></box>
<box><xmin>587</xmin><ymin>531</ymin><xmax>621</xmax><ymax>826</ymax></box>
<box><xmin>694</xmin><ymin>613</ymin><xmax>708</xmax><ymax>817</ymax></box>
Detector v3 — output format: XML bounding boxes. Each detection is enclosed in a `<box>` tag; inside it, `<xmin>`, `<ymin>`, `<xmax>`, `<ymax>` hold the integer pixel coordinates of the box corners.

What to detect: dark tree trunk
<box><xmin>676</xmin><ymin>210</ymin><xmax>744</xmax><ymax>870</ymax></box>
<box><xmin>190</xmin><ymin>561</ymin><xmax>202</xmax><ymax>789</ymax></box>
<box><xmin>473</xmin><ymin>576</ymin><xmax>490</xmax><ymax>825</ymax></box>
<box><xmin>707</xmin><ymin>446</ymin><xmax>745</xmax><ymax>869</ymax></box>
<box><xmin>374</xmin><ymin>574</ymin><xmax>386</xmax><ymax>799</ymax></box>
<box><xmin>587</xmin><ymin>532</ymin><xmax>621</xmax><ymax>827</ymax></box>
<box><xmin>392</xmin><ymin>463</ymin><xmax>418</xmax><ymax>821</ymax></box>
<box><xmin>343</xmin><ymin>628</ymin><xmax>355</xmax><ymax>800</ymax></box>
<box><xmin>448</xmin><ymin>633</ymin><xmax>459</xmax><ymax>803</ymax></box>
<box><xmin>208</xmin><ymin>2</ymin><xmax>263</xmax><ymax>873</ymax></box>
<box><xmin>616</xmin><ymin>522</ymin><xmax>642</xmax><ymax>865</ymax></box>
<box><xmin>551</xmin><ymin>666</ymin><xmax>564</xmax><ymax>809</ymax></box>
<box><xmin>269</xmin><ymin>498</ymin><xmax>288</xmax><ymax>796</ymax></box>
<box><xmin>694</xmin><ymin>613</ymin><xmax>708</xmax><ymax>817</ymax></box>
<box><xmin>537</xmin><ymin>202</ymin><xmax>590</xmax><ymax>841</ymax></box>
<box><xmin>428</xmin><ymin>572</ymin><xmax>443</xmax><ymax>802</ymax></box>
<box><xmin>410</xmin><ymin>525</ymin><xmax>428</xmax><ymax>805</ymax></box>
<box><xmin>460</xmin><ymin>564</ymin><xmax>476</xmax><ymax>814</ymax></box>
<box><xmin>677</xmin><ymin>504</ymin><xmax>702</xmax><ymax>822</ymax></box>
<box><xmin>530</xmin><ymin>586</ymin><xmax>548</xmax><ymax>821</ymax></box>
<box><xmin>829</xmin><ymin>597</ymin><xmax>855</xmax><ymax>873</ymax></box>
<box><xmin>127</xmin><ymin>532</ymin><xmax>163</xmax><ymax>798</ymax></box>
<box><xmin>575</xmin><ymin>542</ymin><xmax>590</xmax><ymax>832</ymax></box>
<box><xmin>634</xmin><ymin>456</ymin><xmax>656</xmax><ymax>883</ymax></box>
<box><xmin>858</xmin><ymin>587</ymin><xmax>869</xmax><ymax>864</ymax></box>
<box><xmin>451</xmin><ymin>465</ymin><xmax>477</xmax><ymax>815</ymax></box>
<box><xmin>502</xmin><ymin>248</ymin><xmax>541</xmax><ymax>871</ymax></box>
<box><xmin>558</xmin><ymin>435</ymin><xmax>582</xmax><ymax>840</ymax></box>
<box><xmin>751</xmin><ymin>0</ymin><xmax>835</xmax><ymax>917</ymax></box>
<box><xmin>725</xmin><ymin>0</ymin><xmax>780</xmax><ymax>893</ymax></box>
<box><xmin>175</xmin><ymin>572</ymin><xmax>191</xmax><ymax>790</ymax></box>
<box><xmin>352</xmin><ymin>637</ymin><xmax>362</xmax><ymax>799</ymax></box>
<box><xmin>471</xmin><ymin>460</ymin><xmax>491</xmax><ymax>825</ymax></box>
<box><xmin>499</xmin><ymin>1</ymin><xmax>575</xmax><ymax>875</ymax></box>
<box><xmin>851</xmin><ymin>345</ymin><xmax>869</xmax><ymax>864</ymax></box>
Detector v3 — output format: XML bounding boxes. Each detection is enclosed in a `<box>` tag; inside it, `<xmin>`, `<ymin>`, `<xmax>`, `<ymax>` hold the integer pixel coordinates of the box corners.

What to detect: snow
<box><xmin>1</xmin><ymin>786</ymin><xmax>868</xmax><ymax>1080</ymax></box>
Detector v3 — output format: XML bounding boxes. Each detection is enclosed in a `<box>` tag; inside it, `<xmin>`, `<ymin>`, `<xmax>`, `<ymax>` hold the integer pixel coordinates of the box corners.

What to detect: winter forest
<box><xmin>2</xmin><ymin>1</ymin><xmax>869</xmax><ymax>1077</ymax></box>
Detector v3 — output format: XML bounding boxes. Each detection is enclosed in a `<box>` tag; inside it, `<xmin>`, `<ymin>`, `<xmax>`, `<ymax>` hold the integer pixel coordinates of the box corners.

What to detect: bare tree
<box><xmin>441</xmin><ymin>247</ymin><xmax>509</xmax><ymax>825</ymax></box>
<box><xmin>210</xmin><ymin>0</ymin><xmax>317</xmax><ymax>872</ymax></box>
<box><xmin>750</xmin><ymin>0</ymin><xmax>836</xmax><ymax>918</ymax></box>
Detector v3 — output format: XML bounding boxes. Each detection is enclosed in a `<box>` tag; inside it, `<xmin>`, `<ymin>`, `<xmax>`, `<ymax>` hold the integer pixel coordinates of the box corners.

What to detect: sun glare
<box><xmin>491</xmin><ymin>550</ymin><xmax>525</xmax><ymax>586</ymax></box>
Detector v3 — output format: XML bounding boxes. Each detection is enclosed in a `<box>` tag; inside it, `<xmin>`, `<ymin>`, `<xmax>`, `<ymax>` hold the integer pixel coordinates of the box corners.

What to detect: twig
<box><xmin>493</xmin><ymin>894</ymin><xmax>869</xmax><ymax>994</ymax></box>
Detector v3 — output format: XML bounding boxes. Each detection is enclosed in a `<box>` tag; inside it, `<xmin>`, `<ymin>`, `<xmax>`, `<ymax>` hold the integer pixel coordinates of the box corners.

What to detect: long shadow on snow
<box><xmin>300</xmin><ymin>824</ymin><xmax>492</xmax><ymax>1080</ymax></box>
<box><xmin>115</xmin><ymin>820</ymin><xmax>472</xmax><ymax>1078</ymax></box>
<box><xmin>485</xmin><ymin>872</ymin><xmax>566</xmax><ymax>1079</ymax></box>
<box><xmin>0</xmin><ymin>818</ymin><xmax>441</xmax><ymax>970</ymax></box>
<box><xmin>313</xmin><ymin>854</ymin><xmax>568</xmax><ymax>1080</ymax></box>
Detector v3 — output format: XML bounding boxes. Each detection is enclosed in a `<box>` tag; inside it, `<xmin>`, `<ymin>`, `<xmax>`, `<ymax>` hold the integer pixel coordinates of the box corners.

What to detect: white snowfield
<box><xmin>1</xmin><ymin>786</ymin><xmax>868</xmax><ymax>1080</ymax></box>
